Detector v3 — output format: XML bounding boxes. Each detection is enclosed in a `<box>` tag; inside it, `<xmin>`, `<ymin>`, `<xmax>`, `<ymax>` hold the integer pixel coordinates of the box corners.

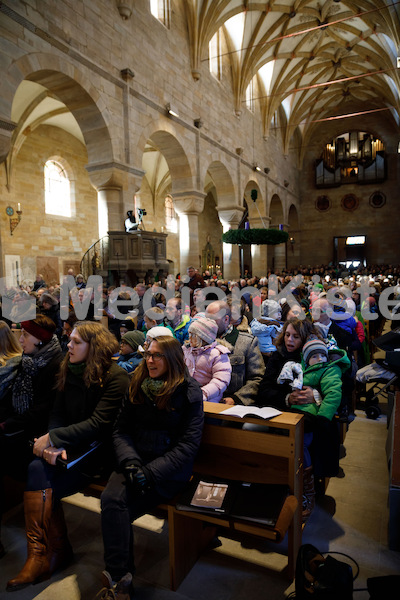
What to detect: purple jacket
<box><xmin>182</xmin><ymin>342</ymin><xmax>232</xmax><ymax>402</ymax></box>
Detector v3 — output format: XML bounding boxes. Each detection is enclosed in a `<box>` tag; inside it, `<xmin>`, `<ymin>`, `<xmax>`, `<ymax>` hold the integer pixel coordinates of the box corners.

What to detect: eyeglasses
<box><xmin>143</xmin><ymin>351</ymin><xmax>165</xmax><ymax>362</ymax></box>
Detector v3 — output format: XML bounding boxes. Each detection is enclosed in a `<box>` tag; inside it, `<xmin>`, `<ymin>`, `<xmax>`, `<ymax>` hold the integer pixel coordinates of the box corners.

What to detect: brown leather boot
<box><xmin>47</xmin><ymin>500</ymin><xmax>73</xmax><ymax>575</ymax></box>
<box><xmin>6</xmin><ymin>489</ymin><xmax>53</xmax><ymax>591</ymax></box>
<box><xmin>302</xmin><ymin>466</ymin><xmax>315</xmax><ymax>523</ymax></box>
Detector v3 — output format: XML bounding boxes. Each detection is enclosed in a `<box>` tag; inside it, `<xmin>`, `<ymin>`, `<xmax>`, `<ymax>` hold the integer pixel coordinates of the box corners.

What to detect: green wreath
<box><xmin>222</xmin><ymin>228</ymin><xmax>289</xmax><ymax>245</ymax></box>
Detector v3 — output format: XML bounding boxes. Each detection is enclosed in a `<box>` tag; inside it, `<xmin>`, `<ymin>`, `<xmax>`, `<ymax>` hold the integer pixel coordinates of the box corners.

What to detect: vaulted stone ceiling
<box><xmin>7</xmin><ymin>1</ymin><xmax>400</xmax><ymax>187</ymax></box>
<box><xmin>185</xmin><ymin>0</ymin><xmax>400</xmax><ymax>151</ymax></box>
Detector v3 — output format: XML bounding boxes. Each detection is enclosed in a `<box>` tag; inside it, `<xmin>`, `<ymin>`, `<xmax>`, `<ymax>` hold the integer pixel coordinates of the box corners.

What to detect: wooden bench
<box><xmin>167</xmin><ymin>402</ymin><xmax>304</xmax><ymax>589</ymax></box>
<box><xmin>83</xmin><ymin>402</ymin><xmax>304</xmax><ymax>589</ymax></box>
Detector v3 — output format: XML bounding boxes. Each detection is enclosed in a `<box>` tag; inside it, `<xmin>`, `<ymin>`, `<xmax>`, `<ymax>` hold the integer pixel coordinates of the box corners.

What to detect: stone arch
<box><xmin>138</xmin><ymin>122</ymin><xmax>194</xmax><ymax>195</ymax></box>
<box><xmin>199</xmin><ymin>190</ymin><xmax>223</xmax><ymax>274</ymax></box>
<box><xmin>203</xmin><ymin>159</ymin><xmax>240</xmax><ymax>279</ymax></box>
<box><xmin>267</xmin><ymin>193</ymin><xmax>285</xmax><ymax>271</ymax></box>
<box><xmin>244</xmin><ymin>179</ymin><xmax>266</xmax><ymax>225</ymax></box>
<box><xmin>203</xmin><ymin>159</ymin><xmax>236</xmax><ymax>210</ymax></box>
<box><xmin>268</xmin><ymin>194</ymin><xmax>284</xmax><ymax>227</ymax></box>
<box><xmin>4</xmin><ymin>53</ymin><xmax>114</xmax><ymax>167</ymax></box>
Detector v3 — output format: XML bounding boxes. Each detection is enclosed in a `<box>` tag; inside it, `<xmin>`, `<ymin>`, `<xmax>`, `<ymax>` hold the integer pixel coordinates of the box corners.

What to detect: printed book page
<box><xmin>190</xmin><ymin>481</ymin><xmax>229</xmax><ymax>509</ymax></box>
<box><xmin>221</xmin><ymin>405</ymin><xmax>282</xmax><ymax>419</ymax></box>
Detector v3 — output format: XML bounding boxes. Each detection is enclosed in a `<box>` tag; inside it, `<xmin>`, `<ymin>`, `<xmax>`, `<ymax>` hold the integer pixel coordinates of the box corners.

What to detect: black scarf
<box><xmin>11</xmin><ymin>335</ymin><xmax>61</xmax><ymax>414</ymax></box>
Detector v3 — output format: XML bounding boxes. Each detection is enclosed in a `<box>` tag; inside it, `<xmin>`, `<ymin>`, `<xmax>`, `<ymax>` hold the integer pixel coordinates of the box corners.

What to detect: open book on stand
<box><xmin>176</xmin><ymin>476</ymin><xmax>289</xmax><ymax>526</ymax></box>
<box><xmin>221</xmin><ymin>405</ymin><xmax>282</xmax><ymax>420</ymax></box>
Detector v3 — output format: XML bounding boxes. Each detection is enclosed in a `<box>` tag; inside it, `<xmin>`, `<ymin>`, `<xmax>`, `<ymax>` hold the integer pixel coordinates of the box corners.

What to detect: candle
<box><xmin>17</xmin><ymin>203</ymin><xmax>21</xmax><ymax>211</ymax></box>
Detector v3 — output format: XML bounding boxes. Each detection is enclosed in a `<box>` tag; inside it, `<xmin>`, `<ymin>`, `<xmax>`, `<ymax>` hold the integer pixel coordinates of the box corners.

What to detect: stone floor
<box><xmin>1</xmin><ymin>404</ymin><xmax>399</xmax><ymax>599</ymax></box>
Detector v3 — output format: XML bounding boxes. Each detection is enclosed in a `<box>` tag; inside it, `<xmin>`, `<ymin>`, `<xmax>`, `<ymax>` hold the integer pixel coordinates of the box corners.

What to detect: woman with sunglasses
<box><xmin>97</xmin><ymin>335</ymin><xmax>204</xmax><ymax>599</ymax></box>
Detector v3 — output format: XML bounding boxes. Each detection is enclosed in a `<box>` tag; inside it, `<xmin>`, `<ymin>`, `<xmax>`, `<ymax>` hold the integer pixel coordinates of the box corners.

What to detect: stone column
<box><xmin>274</xmin><ymin>224</ymin><xmax>288</xmax><ymax>272</ymax></box>
<box><xmin>0</xmin><ymin>121</ymin><xmax>14</xmax><ymax>165</ymax></box>
<box><xmin>248</xmin><ymin>216</ymin><xmax>271</xmax><ymax>278</ymax></box>
<box><xmin>218</xmin><ymin>208</ymin><xmax>244</xmax><ymax>280</ymax></box>
<box><xmin>97</xmin><ymin>186</ymin><xmax>122</xmax><ymax>236</ymax></box>
<box><xmin>173</xmin><ymin>192</ymin><xmax>205</xmax><ymax>273</ymax></box>
<box><xmin>87</xmin><ymin>164</ymin><xmax>144</xmax><ymax>238</ymax></box>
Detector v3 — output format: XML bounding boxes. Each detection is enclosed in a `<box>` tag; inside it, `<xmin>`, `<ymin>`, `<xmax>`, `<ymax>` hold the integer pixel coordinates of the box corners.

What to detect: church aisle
<box><xmin>0</xmin><ymin>409</ymin><xmax>399</xmax><ymax>599</ymax></box>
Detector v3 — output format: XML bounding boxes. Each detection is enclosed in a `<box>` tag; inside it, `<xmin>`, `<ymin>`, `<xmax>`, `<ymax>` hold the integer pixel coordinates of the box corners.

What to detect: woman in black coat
<box><xmin>97</xmin><ymin>335</ymin><xmax>204</xmax><ymax>599</ymax></box>
<box><xmin>256</xmin><ymin>317</ymin><xmax>342</xmax><ymax>520</ymax></box>
<box><xmin>7</xmin><ymin>321</ymin><xmax>130</xmax><ymax>592</ymax></box>
<box><xmin>1</xmin><ymin>316</ymin><xmax>62</xmax><ymax>559</ymax></box>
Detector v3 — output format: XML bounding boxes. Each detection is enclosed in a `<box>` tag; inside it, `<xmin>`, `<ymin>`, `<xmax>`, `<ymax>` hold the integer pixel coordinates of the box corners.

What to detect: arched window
<box><xmin>165</xmin><ymin>196</ymin><xmax>177</xmax><ymax>233</ymax></box>
<box><xmin>150</xmin><ymin>0</ymin><xmax>170</xmax><ymax>28</ymax></box>
<box><xmin>44</xmin><ymin>159</ymin><xmax>71</xmax><ymax>217</ymax></box>
<box><xmin>245</xmin><ymin>78</ymin><xmax>255</xmax><ymax>112</ymax></box>
<box><xmin>209</xmin><ymin>31</ymin><xmax>222</xmax><ymax>80</ymax></box>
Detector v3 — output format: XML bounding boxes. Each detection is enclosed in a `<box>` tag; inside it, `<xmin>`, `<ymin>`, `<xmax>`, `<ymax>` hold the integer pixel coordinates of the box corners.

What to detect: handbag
<box><xmin>294</xmin><ymin>544</ymin><xmax>355</xmax><ymax>600</ymax></box>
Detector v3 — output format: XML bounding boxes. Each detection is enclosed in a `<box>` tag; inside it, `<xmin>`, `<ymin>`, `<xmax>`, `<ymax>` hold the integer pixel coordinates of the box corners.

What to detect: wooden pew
<box><xmin>82</xmin><ymin>401</ymin><xmax>304</xmax><ymax>589</ymax></box>
<box><xmin>167</xmin><ymin>402</ymin><xmax>304</xmax><ymax>589</ymax></box>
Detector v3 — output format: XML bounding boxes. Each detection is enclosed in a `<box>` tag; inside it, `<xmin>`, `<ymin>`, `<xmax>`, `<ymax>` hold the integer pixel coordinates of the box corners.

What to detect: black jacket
<box><xmin>49</xmin><ymin>362</ymin><xmax>129</xmax><ymax>450</ymax></box>
<box><xmin>256</xmin><ymin>347</ymin><xmax>340</xmax><ymax>477</ymax></box>
<box><xmin>256</xmin><ymin>347</ymin><xmax>301</xmax><ymax>411</ymax></box>
<box><xmin>39</xmin><ymin>304</ymin><xmax>63</xmax><ymax>338</ymax></box>
<box><xmin>113</xmin><ymin>375</ymin><xmax>204</xmax><ymax>497</ymax></box>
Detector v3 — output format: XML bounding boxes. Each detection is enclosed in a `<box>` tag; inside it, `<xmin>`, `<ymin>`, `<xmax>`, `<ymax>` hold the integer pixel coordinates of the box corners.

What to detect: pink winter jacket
<box><xmin>182</xmin><ymin>342</ymin><xmax>232</xmax><ymax>402</ymax></box>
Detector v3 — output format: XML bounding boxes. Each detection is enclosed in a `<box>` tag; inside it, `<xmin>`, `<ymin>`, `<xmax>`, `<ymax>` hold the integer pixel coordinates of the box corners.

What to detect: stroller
<box><xmin>356</xmin><ymin>328</ymin><xmax>400</xmax><ymax>419</ymax></box>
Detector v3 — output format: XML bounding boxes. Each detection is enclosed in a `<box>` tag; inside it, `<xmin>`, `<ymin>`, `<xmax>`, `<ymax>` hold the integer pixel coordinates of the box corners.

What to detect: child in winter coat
<box><xmin>250</xmin><ymin>299</ymin><xmax>282</xmax><ymax>362</ymax></box>
<box><xmin>182</xmin><ymin>316</ymin><xmax>232</xmax><ymax>402</ymax></box>
<box><xmin>117</xmin><ymin>330</ymin><xmax>145</xmax><ymax>374</ymax></box>
<box><xmin>278</xmin><ymin>336</ymin><xmax>350</xmax><ymax>421</ymax></box>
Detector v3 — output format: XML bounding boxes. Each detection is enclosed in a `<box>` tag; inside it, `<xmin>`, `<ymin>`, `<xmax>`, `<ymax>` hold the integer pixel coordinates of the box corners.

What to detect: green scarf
<box><xmin>68</xmin><ymin>361</ymin><xmax>87</xmax><ymax>377</ymax></box>
<box><xmin>141</xmin><ymin>377</ymin><xmax>164</xmax><ymax>401</ymax></box>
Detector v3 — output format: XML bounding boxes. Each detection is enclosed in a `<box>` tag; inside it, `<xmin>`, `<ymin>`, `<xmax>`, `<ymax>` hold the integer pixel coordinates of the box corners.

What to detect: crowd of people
<box><xmin>0</xmin><ymin>262</ymin><xmax>399</xmax><ymax>598</ymax></box>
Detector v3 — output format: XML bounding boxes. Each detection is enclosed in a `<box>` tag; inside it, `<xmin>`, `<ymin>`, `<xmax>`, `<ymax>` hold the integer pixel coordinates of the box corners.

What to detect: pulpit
<box><xmin>108</xmin><ymin>230</ymin><xmax>169</xmax><ymax>285</ymax></box>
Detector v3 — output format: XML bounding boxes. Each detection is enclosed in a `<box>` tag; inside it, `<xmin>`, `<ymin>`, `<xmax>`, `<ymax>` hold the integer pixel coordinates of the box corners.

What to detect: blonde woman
<box><xmin>0</xmin><ymin>321</ymin><xmax>22</xmax><ymax>399</ymax></box>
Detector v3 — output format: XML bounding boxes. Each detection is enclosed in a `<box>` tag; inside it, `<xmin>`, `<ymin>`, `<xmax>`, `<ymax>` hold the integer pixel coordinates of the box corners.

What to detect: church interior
<box><xmin>0</xmin><ymin>0</ymin><xmax>399</xmax><ymax>284</ymax></box>
<box><xmin>1</xmin><ymin>1</ymin><xmax>400</xmax><ymax>599</ymax></box>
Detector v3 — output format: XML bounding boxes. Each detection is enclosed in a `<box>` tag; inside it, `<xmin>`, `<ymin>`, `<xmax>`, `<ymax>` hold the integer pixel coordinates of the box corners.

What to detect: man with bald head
<box><xmin>205</xmin><ymin>300</ymin><xmax>264</xmax><ymax>406</ymax></box>
<box><xmin>312</xmin><ymin>297</ymin><xmax>353</xmax><ymax>352</ymax></box>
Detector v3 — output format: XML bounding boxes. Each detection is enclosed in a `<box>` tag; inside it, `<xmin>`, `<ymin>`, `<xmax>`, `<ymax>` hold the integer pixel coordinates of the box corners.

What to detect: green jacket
<box><xmin>292</xmin><ymin>348</ymin><xmax>350</xmax><ymax>421</ymax></box>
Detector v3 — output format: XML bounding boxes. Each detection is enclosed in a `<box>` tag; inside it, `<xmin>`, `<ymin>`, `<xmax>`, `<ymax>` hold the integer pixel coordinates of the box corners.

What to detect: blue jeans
<box><xmin>26</xmin><ymin>457</ymin><xmax>93</xmax><ymax>499</ymax></box>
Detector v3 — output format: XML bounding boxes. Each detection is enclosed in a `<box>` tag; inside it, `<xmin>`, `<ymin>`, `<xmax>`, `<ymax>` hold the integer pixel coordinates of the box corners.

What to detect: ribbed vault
<box><xmin>185</xmin><ymin>0</ymin><xmax>400</xmax><ymax>154</ymax></box>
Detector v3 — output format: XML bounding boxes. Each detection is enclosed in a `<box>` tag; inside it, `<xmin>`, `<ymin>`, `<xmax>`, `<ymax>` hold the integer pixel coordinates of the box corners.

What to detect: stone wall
<box><xmin>299</xmin><ymin>113</ymin><xmax>400</xmax><ymax>267</ymax></box>
<box><xmin>0</xmin><ymin>125</ymin><xmax>98</xmax><ymax>283</ymax></box>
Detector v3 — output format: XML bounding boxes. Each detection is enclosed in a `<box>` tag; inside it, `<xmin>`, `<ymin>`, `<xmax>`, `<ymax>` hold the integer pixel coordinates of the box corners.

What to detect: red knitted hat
<box><xmin>21</xmin><ymin>320</ymin><xmax>54</xmax><ymax>343</ymax></box>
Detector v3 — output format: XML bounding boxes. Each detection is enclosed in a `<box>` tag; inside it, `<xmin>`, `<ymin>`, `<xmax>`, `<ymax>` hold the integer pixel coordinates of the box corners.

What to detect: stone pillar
<box><xmin>248</xmin><ymin>216</ymin><xmax>271</xmax><ymax>278</ymax></box>
<box><xmin>87</xmin><ymin>164</ymin><xmax>144</xmax><ymax>238</ymax></box>
<box><xmin>173</xmin><ymin>192</ymin><xmax>205</xmax><ymax>273</ymax></box>
<box><xmin>287</xmin><ymin>230</ymin><xmax>300</xmax><ymax>269</ymax></box>
<box><xmin>218</xmin><ymin>208</ymin><xmax>244</xmax><ymax>280</ymax></box>
<box><xmin>0</xmin><ymin>122</ymin><xmax>15</xmax><ymax>165</ymax></box>
<box><xmin>274</xmin><ymin>224</ymin><xmax>288</xmax><ymax>272</ymax></box>
<box><xmin>97</xmin><ymin>186</ymin><xmax>122</xmax><ymax>236</ymax></box>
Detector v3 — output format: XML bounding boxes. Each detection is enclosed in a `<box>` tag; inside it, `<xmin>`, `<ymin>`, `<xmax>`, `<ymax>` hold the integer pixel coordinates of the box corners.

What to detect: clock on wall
<box><xmin>6</xmin><ymin>206</ymin><xmax>14</xmax><ymax>216</ymax></box>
